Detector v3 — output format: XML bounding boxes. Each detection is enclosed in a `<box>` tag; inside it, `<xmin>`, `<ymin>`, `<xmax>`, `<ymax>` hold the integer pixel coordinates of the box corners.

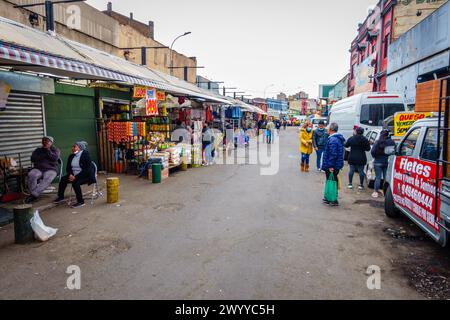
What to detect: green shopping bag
<box><xmin>324</xmin><ymin>173</ymin><xmax>338</xmax><ymax>203</ymax></box>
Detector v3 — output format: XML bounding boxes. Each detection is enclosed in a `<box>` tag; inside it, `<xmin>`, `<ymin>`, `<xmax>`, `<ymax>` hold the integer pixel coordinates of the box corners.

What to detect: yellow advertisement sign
<box><xmin>394</xmin><ymin>112</ymin><xmax>433</xmax><ymax>137</ymax></box>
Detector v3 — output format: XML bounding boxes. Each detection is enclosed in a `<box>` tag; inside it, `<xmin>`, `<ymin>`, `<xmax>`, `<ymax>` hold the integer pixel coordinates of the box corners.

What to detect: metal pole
<box><xmin>45</xmin><ymin>0</ymin><xmax>55</xmax><ymax>32</ymax></box>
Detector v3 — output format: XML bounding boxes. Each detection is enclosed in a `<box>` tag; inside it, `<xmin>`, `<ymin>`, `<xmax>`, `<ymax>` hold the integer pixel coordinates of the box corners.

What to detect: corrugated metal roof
<box><xmin>0</xmin><ymin>16</ymin><xmax>231</xmax><ymax>104</ymax></box>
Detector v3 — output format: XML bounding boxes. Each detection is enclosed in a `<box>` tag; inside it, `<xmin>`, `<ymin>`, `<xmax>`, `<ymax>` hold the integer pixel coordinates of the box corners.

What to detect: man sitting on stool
<box><xmin>54</xmin><ymin>141</ymin><xmax>95</xmax><ymax>209</ymax></box>
<box><xmin>26</xmin><ymin>136</ymin><xmax>61</xmax><ymax>204</ymax></box>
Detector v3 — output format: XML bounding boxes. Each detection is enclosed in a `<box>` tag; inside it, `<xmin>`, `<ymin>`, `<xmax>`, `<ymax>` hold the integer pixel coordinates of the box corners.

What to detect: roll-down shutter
<box><xmin>0</xmin><ymin>91</ymin><xmax>45</xmax><ymax>168</ymax></box>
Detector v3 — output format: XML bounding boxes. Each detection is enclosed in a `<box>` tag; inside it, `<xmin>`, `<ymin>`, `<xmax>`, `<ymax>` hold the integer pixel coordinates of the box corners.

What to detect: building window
<box><xmin>383</xmin><ymin>33</ymin><xmax>390</xmax><ymax>59</ymax></box>
<box><xmin>154</xmin><ymin>49</ymin><xmax>158</xmax><ymax>65</ymax></box>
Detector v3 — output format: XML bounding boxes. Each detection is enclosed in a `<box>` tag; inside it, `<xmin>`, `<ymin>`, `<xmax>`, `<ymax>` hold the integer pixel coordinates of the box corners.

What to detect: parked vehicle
<box><xmin>384</xmin><ymin>117</ymin><xmax>450</xmax><ymax>247</ymax></box>
<box><xmin>312</xmin><ymin>118</ymin><xmax>328</xmax><ymax>131</ymax></box>
<box><xmin>364</xmin><ymin>128</ymin><xmax>382</xmax><ymax>187</ymax></box>
<box><xmin>328</xmin><ymin>92</ymin><xmax>407</xmax><ymax>140</ymax></box>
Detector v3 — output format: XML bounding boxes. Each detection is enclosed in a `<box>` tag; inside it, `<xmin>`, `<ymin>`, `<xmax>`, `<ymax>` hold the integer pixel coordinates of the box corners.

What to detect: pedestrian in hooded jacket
<box><xmin>371</xmin><ymin>129</ymin><xmax>396</xmax><ymax>198</ymax></box>
<box><xmin>322</xmin><ymin>123</ymin><xmax>346</xmax><ymax>206</ymax></box>
<box><xmin>345</xmin><ymin>127</ymin><xmax>371</xmax><ymax>191</ymax></box>
<box><xmin>299</xmin><ymin>121</ymin><xmax>314</xmax><ymax>172</ymax></box>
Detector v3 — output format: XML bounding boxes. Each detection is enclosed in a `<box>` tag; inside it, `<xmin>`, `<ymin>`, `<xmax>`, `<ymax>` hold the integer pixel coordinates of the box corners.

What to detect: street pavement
<box><xmin>0</xmin><ymin>127</ymin><xmax>427</xmax><ymax>299</ymax></box>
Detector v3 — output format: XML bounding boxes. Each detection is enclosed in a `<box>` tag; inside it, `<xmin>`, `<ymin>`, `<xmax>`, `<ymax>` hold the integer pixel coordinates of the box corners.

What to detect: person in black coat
<box><xmin>54</xmin><ymin>141</ymin><xmax>96</xmax><ymax>208</ymax></box>
<box><xmin>345</xmin><ymin>127</ymin><xmax>371</xmax><ymax>190</ymax></box>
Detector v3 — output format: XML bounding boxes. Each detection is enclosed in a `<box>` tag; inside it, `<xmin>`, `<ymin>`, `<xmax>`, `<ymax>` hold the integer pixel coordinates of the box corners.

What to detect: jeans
<box><xmin>301</xmin><ymin>153</ymin><xmax>310</xmax><ymax>165</ymax></box>
<box><xmin>27</xmin><ymin>169</ymin><xmax>57</xmax><ymax>198</ymax></box>
<box><xmin>58</xmin><ymin>175</ymin><xmax>90</xmax><ymax>204</ymax></box>
<box><xmin>316</xmin><ymin>147</ymin><xmax>325</xmax><ymax>170</ymax></box>
<box><xmin>374</xmin><ymin>163</ymin><xmax>388</xmax><ymax>192</ymax></box>
<box><xmin>349</xmin><ymin>165</ymin><xmax>366</xmax><ymax>186</ymax></box>
<box><xmin>266</xmin><ymin>130</ymin><xmax>272</xmax><ymax>144</ymax></box>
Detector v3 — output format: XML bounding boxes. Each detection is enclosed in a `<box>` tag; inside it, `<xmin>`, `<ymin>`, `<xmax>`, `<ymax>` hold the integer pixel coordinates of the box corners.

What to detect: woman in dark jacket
<box><xmin>54</xmin><ymin>141</ymin><xmax>96</xmax><ymax>208</ymax></box>
<box><xmin>371</xmin><ymin>130</ymin><xmax>396</xmax><ymax>198</ymax></box>
<box><xmin>345</xmin><ymin>127</ymin><xmax>371</xmax><ymax>190</ymax></box>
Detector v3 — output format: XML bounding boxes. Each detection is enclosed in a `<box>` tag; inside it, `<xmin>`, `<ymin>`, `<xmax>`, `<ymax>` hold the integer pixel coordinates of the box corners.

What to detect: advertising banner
<box><xmin>146</xmin><ymin>88</ymin><xmax>158</xmax><ymax>116</ymax></box>
<box><xmin>394</xmin><ymin>112</ymin><xmax>433</xmax><ymax>137</ymax></box>
<box><xmin>392</xmin><ymin>156</ymin><xmax>442</xmax><ymax>232</ymax></box>
<box><xmin>133</xmin><ymin>86</ymin><xmax>147</xmax><ymax>99</ymax></box>
<box><xmin>156</xmin><ymin>91</ymin><xmax>166</xmax><ymax>101</ymax></box>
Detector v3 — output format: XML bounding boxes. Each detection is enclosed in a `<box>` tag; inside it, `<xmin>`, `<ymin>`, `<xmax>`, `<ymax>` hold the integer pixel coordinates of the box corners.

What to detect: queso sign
<box><xmin>394</xmin><ymin>112</ymin><xmax>433</xmax><ymax>137</ymax></box>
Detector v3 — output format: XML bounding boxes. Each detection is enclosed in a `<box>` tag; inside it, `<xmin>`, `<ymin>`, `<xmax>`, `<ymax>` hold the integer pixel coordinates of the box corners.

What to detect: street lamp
<box><xmin>169</xmin><ymin>32</ymin><xmax>192</xmax><ymax>75</ymax></box>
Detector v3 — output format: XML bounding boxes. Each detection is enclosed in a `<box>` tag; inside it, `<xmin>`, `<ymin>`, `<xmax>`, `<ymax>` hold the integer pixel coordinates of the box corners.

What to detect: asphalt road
<box><xmin>0</xmin><ymin>127</ymin><xmax>432</xmax><ymax>299</ymax></box>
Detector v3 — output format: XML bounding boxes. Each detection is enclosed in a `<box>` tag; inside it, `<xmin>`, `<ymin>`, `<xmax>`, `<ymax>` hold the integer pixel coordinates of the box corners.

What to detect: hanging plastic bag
<box><xmin>30</xmin><ymin>211</ymin><xmax>58</xmax><ymax>242</ymax></box>
<box><xmin>324</xmin><ymin>174</ymin><xmax>338</xmax><ymax>203</ymax></box>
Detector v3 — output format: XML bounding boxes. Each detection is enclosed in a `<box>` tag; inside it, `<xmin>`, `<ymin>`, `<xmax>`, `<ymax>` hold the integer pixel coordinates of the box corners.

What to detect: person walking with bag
<box><xmin>299</xmin><ymin>121</ymin><xmax>314</xmax><ymax>172</ymax></box>
<box><xmin>345</xmin><ymin>127</ymin><xmax>371</xmax><ymax>191</ymax></box>
<box><xmin>322</xmin><ymin>123</ymin><xmax>345</xmax><ymax>206</ymax></box>
<box><xmin>313</xmin><ymin>120</ymin><xmax>328</xmax><ymax>171</ymax></box>
<box><xmin>371</xmin><ymin>129</ymin><xmax>396</xmax><ymax>198</ymax></box>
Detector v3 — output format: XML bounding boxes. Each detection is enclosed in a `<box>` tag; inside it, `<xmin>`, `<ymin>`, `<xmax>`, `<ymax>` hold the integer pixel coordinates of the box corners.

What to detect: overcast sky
<box><xmin>86</xmin><ymin>0</ymin><xmax>376</xmax><ymax>98</ymax></box>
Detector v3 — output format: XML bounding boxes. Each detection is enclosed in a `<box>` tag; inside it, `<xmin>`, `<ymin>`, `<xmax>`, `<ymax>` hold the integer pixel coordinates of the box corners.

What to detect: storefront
<box><xmin>0</xmin><ymin>71</ymin><xmax>54</xmax><ymax>169</ymax></box>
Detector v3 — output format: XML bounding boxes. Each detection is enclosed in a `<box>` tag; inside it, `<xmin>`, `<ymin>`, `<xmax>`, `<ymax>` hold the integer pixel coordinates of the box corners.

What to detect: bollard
<box><xmin>14</xmin><ymin>204</ymin><xmax>35</xmax><ymax>244</ymax></box>
<box><xmin>107</xmin><ymin>177</ymin><xmax>120</xmax><ymax>204</ymax></box>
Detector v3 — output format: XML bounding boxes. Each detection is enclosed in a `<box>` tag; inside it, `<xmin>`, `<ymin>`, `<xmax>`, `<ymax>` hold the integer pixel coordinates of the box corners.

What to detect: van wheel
<box><xmin>385</xmin><ymin>186</ymin><xmax>400</xmax><ymax>218</ymax></box>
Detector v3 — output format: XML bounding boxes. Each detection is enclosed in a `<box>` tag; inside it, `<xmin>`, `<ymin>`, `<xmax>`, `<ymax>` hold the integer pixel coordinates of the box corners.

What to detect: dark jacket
<box><xmin>322</xmin><ymin>133</ymin><xmax>346</xmax><ymax>170</ymax></box>
<box><xmin>371</xmin><ymin>138</ymin><xmax>396</xmax><ymax>165</ymax></box>
<box><xmin>31</xmin><ymin>147</ymin><xmax>61</xmax><ymax>172</ymax></box>
<box><xmin>313</xmin><ymin>128</ymin><xmax>329</xmax><ymax>149</ymax></box>
<box><xmin>345</xmin><ymin>134</ymin><xmax>371</xmax><ymax>166</ymax></box>
<box><xmin>66</xmin><ymin>151</ymin><xmax>96</xmax><ymax>185</ymax></box>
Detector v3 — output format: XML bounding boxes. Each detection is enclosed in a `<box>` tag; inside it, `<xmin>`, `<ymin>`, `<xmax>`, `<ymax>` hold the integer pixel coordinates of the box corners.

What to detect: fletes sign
<box><xmin>392</xmin><ymin>157</ymin><xmax>441</xmax><ymax>231</ymax></box>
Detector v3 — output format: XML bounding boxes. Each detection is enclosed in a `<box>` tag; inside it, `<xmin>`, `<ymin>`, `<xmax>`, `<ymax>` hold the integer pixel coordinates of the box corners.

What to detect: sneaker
<box><xmin>25</xmin><ymin>195</ymin><xmax>37</xmax><ymax>204</ymax></box>
<box><xmin>53</xmin><ymin>197</ymin><xmax>65</xmax><ymax>204</ymax></box>
<box><xmin>347</xmin><ymin>184</ymin><xmax>353</xmax><ymax>190</ymax></box>
<box><xmin>358</xmin><ymin>185</ymin><xmax>365</xmax><ymax>191</ymax></box>
<box><xmin>329</xmin><ymin>201</ymin><xmax>340</xmax><ymax>207</ymax></box>
<box><xmin>71</xmin><ymin>202</ymin><xmax>85</xmax><ymax>209</ymax></box>
<box><xmin>323</xmin><ymin>199</ymin><xmax>330</xmax><ymax>204</ymax></box>
<box><xmin>372</xmin><ymin>192</ymin><xmax>379</xmax><ymax>198</ymax></box>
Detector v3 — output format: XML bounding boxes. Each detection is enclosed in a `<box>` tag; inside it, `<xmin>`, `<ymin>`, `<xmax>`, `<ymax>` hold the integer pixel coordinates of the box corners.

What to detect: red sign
<box><xmin>156</xmin><ymin>91</ymin><xmax>166</xmax><ymax>101</ymax></box>
<box><xmin>133</xmin><ymin>86</ymin><xmax>147</xmax><ymax>99</ymax></box>
<box><xmin>146</xmin><ymin>88</ymin><xmax>158</xmax><ymax>116</ymax></box>
<box><xmin>392</xmin><ymin>157</ymin><xmax>442</xmax><ymax>232</ymax></box>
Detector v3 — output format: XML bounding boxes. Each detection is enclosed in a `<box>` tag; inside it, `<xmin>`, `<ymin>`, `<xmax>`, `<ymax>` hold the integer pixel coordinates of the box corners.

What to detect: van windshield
<box><xmin>360</xmin><ymin>104</ymin><xmax>405</xmax><ymax>126</ymax></box>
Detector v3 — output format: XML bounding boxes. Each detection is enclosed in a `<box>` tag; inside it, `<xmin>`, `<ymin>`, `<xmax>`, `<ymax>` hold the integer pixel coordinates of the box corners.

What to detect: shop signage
<box><xmin>392</xmin><ymin>157</ymin><xmax>442</xmax><ymax>232</ymax></box>
<box><xmin>133</xmin><ymin>86</ymin><xmax>148</xmax><ymax>99</ymax></box>
<box><xmin>146</xmin><ymin>88</ymin><xmax>158</xmax><ymax>116</ymax></box>
<box><xmin>394</xmin><ymin>112</ymin><xmax>433</xmax><ymax>137</ymax></box>
<box><xmin>0</xmin><ymin>81</ymin><xmax>11</xmax><ymax>111</ymax></box>
<box><xmin>156</xmin><ymin>91</ymin><xmax>166</xmax><ymax>101</ymax></box>
<box><xmin>354</xmin><ymin>53</ymin><xmax>376</xmax><ymax>95</ymax></box>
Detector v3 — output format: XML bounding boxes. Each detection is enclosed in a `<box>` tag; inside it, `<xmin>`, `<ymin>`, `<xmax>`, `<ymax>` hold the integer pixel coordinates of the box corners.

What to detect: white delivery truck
<box><xmin>328</xmin><ymin>92</ymin><xmax>407</xmax><ymax>140</ymax></box>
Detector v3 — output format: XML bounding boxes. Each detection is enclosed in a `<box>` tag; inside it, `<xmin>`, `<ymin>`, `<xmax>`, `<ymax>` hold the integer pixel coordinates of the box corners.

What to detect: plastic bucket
<box><xmin>152</xmin><ymin>163</ymin><xmax>162</xmax><ymax>184</ymax></box>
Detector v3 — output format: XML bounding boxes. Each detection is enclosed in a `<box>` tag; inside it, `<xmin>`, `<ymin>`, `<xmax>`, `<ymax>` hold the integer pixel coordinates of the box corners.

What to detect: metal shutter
<box><xmin>0</xmin><ymin>91</ymin><xmax>45</xmax><ymax>169</ymax></box>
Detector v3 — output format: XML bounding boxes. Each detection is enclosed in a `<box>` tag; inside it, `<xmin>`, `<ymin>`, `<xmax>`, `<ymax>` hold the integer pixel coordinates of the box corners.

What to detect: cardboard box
<box><xmin>147</xmin><ymin>168</ymin><xmax>169</xmax><ymax>181</ymax></box>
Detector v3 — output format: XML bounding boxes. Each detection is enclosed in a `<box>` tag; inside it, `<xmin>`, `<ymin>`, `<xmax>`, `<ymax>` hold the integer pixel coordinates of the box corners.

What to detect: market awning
<box><xmin>0</xmin><ymin>16</ymin><xmax>231</xmax><ymax>105</ymax></box>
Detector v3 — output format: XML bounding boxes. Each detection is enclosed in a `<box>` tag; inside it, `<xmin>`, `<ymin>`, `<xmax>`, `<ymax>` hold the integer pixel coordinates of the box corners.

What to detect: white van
<box><xmin>328</xmin><ymin>92</ymin><xmax>407</xmax><ymax>140</ymax></box>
